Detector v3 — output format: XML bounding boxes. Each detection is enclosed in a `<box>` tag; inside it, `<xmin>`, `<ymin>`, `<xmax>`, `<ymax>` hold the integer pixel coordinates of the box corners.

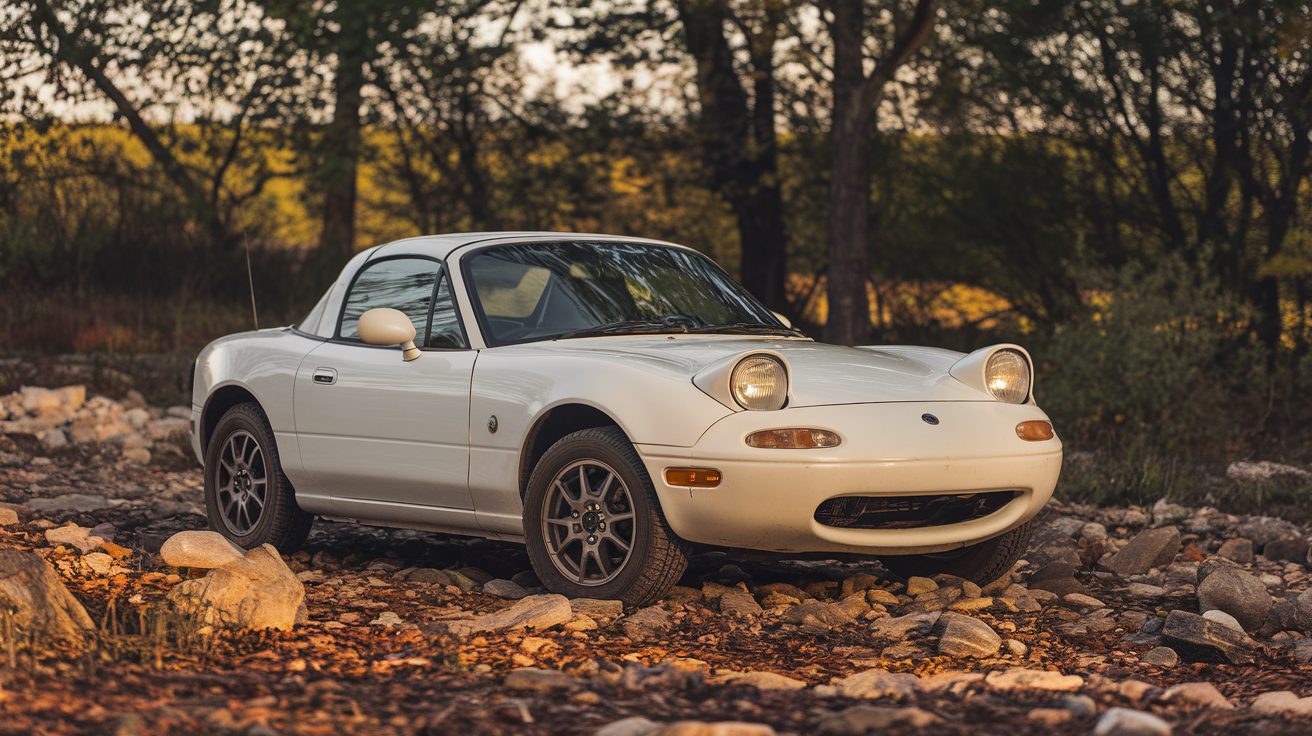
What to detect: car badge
<box><xmin>921</xmin><ymin>413</ymin><xmax>940</xmax><ymax>425</ymax></box>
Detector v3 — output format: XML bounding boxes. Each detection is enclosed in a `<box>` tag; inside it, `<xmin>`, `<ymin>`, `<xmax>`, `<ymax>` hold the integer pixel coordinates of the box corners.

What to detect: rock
<box><xmin>1250</xmin><ymin>691</ymin><xmax>1312</xmax><ymax>717</ymax></box>
<box><xmin>370</xmin><ymin>611</ymin><xmax>403</xmax><ymax>627</ymax></box>
<box><xmin>469</xmin><ymin>594</ymin><xmax>572</xmax><ymax>633</ymax></box>
<box><xmin>1216</xmin><ymin>538</ymin><xmax>1253</xmax><ymax>564</ymax></box>
<box><xmin>1029</xmin><ymin>562</ymin><xmax>1086</xmax><ymax>595</ymax></box>
<box><xmin>121</xmin><ymin>447</ymin><xmax>151</xmax><ymax>465</ymax></box>
<box><xmin>1139</xmin><ymin>647</ymin><xmax>1178</xmax><ymax>666</ymax></box>
<box><xmin>1103</xmin><ymin>526</ymin><xmax>1180</xmax><ymax>576</ymax></box>
<box><xmin>905</xmin><ymin>576</ymin><xmax>938</xmax><ymax>595</ymax></box>
<box><xmin>784</xmin><ymin>601</ymin><xmax>855</xmax><ymax>627</ymax></box>
<box><xmin>937</xmin><ymin>613</ymin><xmax>1001</xmax><ymax>658</ymax></box>
<box><xmin>840</xmin><ymin>574</ymin><xmax>881</xmax><ymax>598</ymax></box>
<box><xmin>26</xmin><ymin>494</ymin><xmax>107</xmax><ymax>513</ymax></box>
<box><xmin>82</xmin><ymin>552</ymin><xmax>115</xmax><ymax>576</ymax></box>
<box><xmin>44</xmin><ymin>524</ymin><xmax>105</xmax><ymax>554</ymax></box>
<box><xmin>757</xmin><ymin>582</ymin><xmax>810</xmax><ymax>601</ymax></box>
<box><xmin>444</xmin><ymin>570</ymin><xmax>480</xmax><ymax>592</ymax></box>
<box><xmin>984</xmin><ymin>668</ymin><xmax>1084</xmax><ymax>692</ymax></box>
<box><xmin>0</xmin><ymin>548</ymin><xmax>96</xmax><ymax>640</ymax></box>
<box><xmin>483</xmin><ymin>579</ymin><xmax>532</xmax><ymax>599</ymax></box>
<box><xmin>571</xmin><ymin>598</ymin><xmax>624</xmax><ymax>618</ymax></box>
<box><xmin>595</xmin><ymin>717</ymin><xmax>661</xmax><ymax>736</ymax></box>
<box><xmin>1005</xmin><ymin>639</ymin><xmax>1029</xmax><ymax>657</ymax></box>
<box><xmin>1060</xmin><ymin>694</ymin><xmax>1098</xmax><ymax>718</ymax></box>
<box><xmin>1196</xmin><ymin>567</ymin><xmax>1271</xmax><ymax>632</ymax></box>
<box><xmin>1126</xmin><ymin>583</ymin><xmax>1167</xmax><ymax>597</ymax></box>
<box><xmin>1082</xmin><ymin>522</ymin><xmax>1108</xmax><ymax>542</ymax></box>
<box><xmin>0</xmin><ymin>507</ymin><xmax>18</xmax><ymax>526</ymax></box>
<box><xmin>648</xmin><ymin>723</ymin><xmax>776</xmax><ymax>736</ymax></box>
<box><xmin>622</xmin><ymin>605</ymin><xmax>672</xmax><ymax>640</ymax></box>
<box><xmin>1201</xmin><ymin>609</ymin><xmax>1244</xmax><ymax>632</ymax></box>
<box><xmin>815</xmin><ymin>705</ymin><xmax>942</xmax><ymax>734</ymax></box>
<box><xmin>831</xmin><ymin>668</ymin><xmax>920</xmax><ymax>700</ymax></box>
<box><xmin>1160</xmin><ymin>682</ymin><xmax>1234</xmax><ymax>710</ymax></box>
<box><xmin>503</xmin><ymin>667</ymin><xmax>579</xmax><ymax>692</ymax></box>
<box><xmin>407</xmin><ymin>568</ymin><xmax>453</xmax><ymax>586</ymax></box>
<box><xmin>1063</xmin><ymin>593</ymin><xmax>1105</xmax><ymax>609</ymax></box>
<box><xmin>161</xmin><ymin>531</ymin><xmax>247</xmax><ymax>568</ymax></box>
<box><xmin>1092</xmin><ymin>708</ymin><xmax>1171</xmax><ymax>736</ymax></box>
<box><xmin>718</xmin><ymin>588</ymin><xmax>764</xmax><ymax>617</ymax></box>
<box><xmin>1161</xmin><ymin>610</ymin><xmax>1260</xmax><ymax>664</ymax></box>
<box><xmin>1235</xmin><ymin>516</ymin><xmax>1300</xmax><ymax>549</ymax></box>
<box><xmin>869</xmin><ymin>611</ymin><xmax>940</xmax><ymax>640</ymax></box>
<box><xmin>41</xmin><ymin>429</ymin><xmax>68</xmax><ymax>448</ymax></box>
<box><xmin>1152</xmin><ymin>498</ymin><xmax>1190</xmax><ymax>526</ymax></box>
<box><xmin>89</xmin><ymin>522</ymin><xmax>117</xmax><ymax>542</ymax></box>
<box><xmin>1003</xmin><ymin>584</ymin><xmax>1042</xmax><ymax>612</ymax></box>
<box><xmin>715</xmin><ymin>671</ymin><xmax>806</xmax><ymax>690</ymax></box>
<box><xmin>21</xmin><ymin>386</ymin><xmax>64</xmax><ymax>415</ymax></box>
<box><xmin>1261</xmin><ymin>536</ymin><xmax>1309</xmax><ymax>564</ymax></box>
<box><xmin>1226</xmin><ymin>461</ymin><xmax>1312</xmax><ymax>483</ymax></box>
<box><xmin>166</xmin><ymin>537</ymin><xmax>305</xmax><ymax>630</ymax></box>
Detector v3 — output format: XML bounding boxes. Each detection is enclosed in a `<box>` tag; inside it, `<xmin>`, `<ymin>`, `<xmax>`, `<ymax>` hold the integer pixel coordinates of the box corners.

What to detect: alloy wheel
<box><xmin>540</xmin><ymin>459</ymin><xmax>636</xmax><ymax>585</ymax></box>
<box><xmin>215</xmin><ymin>429</ymin><xmax>268</xmax><ymax>535</ymax></box>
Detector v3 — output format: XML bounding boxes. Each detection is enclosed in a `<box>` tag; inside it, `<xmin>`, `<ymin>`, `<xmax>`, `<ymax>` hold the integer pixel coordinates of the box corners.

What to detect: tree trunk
<box><xmin>317</xmin><ymin>48</ymin><xmax>366</xmax><ymax>265</ymax></box>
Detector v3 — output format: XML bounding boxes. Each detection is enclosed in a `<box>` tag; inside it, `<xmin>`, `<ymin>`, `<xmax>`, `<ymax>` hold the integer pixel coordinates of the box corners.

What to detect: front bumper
<box><xmin>637</xmin><ymin>401</ymin><xmax>1062</xmax><ymax>556</ymax></box>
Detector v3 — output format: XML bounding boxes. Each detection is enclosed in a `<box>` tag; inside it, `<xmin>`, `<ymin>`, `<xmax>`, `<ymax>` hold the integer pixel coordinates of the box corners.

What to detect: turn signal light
<box><xmin>745</xmin><ymin>428</ymin><xmax>841</xmax><ymax>449</ymax></box>
<box><xmin>666</xmin><ymin>468</ymin><xmax>722</xmax><ymax>488</ymax></box>
<box><xmin>1015</xmin><ymin>420</ymin><xmax>1054</xmax><ymax>441</ymax></box>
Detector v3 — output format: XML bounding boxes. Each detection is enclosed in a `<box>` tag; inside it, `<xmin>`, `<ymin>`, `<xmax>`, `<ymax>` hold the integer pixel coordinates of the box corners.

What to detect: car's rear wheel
<box><xmin>204</xmin><ymin>402</ymin><xmax>313</xmax><ymax>554</ymax></box>
<box><xmin>524</xmin><ymin>427</ymin><xmax>689</xmax><ymax>607</ymax></box>
<box><xmin>879</xmin><ymin>520</ymin><xmax>1033</xmax><ymax>586</ymax></box>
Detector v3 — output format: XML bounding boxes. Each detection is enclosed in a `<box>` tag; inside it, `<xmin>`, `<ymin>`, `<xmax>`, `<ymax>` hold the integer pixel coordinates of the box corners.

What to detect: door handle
<box><xmin>312</xmin><ymin>368</ymin><xmax>337</xmax><ymax>385</ymax></box>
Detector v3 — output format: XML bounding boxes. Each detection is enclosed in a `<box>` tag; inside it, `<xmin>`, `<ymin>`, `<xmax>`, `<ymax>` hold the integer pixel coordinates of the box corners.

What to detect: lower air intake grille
<box><xmin>814</xmin><ymin>491</ymin><xmax>1019</xmax><ymax>530</ymax></box>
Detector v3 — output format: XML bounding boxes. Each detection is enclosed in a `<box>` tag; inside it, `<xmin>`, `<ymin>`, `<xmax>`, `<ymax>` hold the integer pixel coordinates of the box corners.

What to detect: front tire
<box><xmin>523</xmin><ymin>427</ymin><xmax>689</xmax><ymax>607</ymax></box>
<box><xmin>204</xmin><ymin>402</ymin><xmax>312</xmax><ymax>554</ymax></box>
<box><xmin>880</xmin><ymin>521</ymin><xmax>1033</xmax><ymax>586</ymax></box>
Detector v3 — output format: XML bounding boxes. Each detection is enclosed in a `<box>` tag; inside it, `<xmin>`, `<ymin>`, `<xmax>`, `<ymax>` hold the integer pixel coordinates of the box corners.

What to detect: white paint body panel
<box><xmin>191</xmin><ymin>231</ymin><xmax>1062</xmax><ymax>555</ymax></box>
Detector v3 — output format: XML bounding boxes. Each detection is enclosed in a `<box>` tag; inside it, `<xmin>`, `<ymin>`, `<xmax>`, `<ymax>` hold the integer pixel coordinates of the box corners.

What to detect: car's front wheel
<box><xmin>204</xmin><ymin>402</ymin><xmax>313</xmax><ymax>554</ymax></box>
<box><xmin>523</xmin><ymin>427</ymin><xmax>689</xmax><ymax>607</ymax></box>
<box><xmin>879</xmin><ymin>520</ymin><xmax>1033</xmax><ymax>586</ymax></box>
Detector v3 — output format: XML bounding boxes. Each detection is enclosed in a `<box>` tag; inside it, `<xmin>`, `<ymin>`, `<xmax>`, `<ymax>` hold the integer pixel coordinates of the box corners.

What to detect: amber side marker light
<box><xmin>666</xmin><ymin>468</ymin><xmax>722</xmax><ymax>488</ymax></box>
<box><xmin>1016</xmin><ymin>420</ymin><xmax>1055</xmax><ymax>441</ymax></box>
<box><xmin>745</xmin><ymin>428</ymin><xmax>841</xmax><ymax>448</ymax></box>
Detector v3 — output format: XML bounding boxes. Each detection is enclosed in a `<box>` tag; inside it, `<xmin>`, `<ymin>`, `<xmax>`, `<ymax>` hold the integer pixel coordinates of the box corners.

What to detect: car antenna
<box><xmin>244</xmin><ymin>231</ymin><xmax>259</xmax><ymax>330</ymax></box>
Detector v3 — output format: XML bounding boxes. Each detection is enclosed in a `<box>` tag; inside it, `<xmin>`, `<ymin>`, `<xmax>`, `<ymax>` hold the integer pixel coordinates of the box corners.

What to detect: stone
<box><xmin>1261</xmin><ymin>536</ymin><xmax>1309</xmax><ymax>564</ymax></box>
<box><xmin>595</xmin><ymin>717</ymin><xmax>661</xmax><ymax>736</ymax></box>
<box><xmin>1196</xmin><ymin>567</ymin><xmax>1271</xmax><ymax>632</ymax></box>
<box><xmin>718</xmin><ymin>588</ymin><xmax>764</xmax><ymax>617</ymax></box>
<box><xmin>483</xmin><ymin>579</ymin><xmax>532</xmax><ymax>599</ymax></box>
<box><xmin>1235</xmin><ymin>516</ymin><xmax>1300</xmax><ymax>548</ymax></box>
<box><xmin>840</xmin><ymin>574</ymin><xmax>881</xmax><ymax>598</ymax></box>
<box><xmin>815</xmin><ymin>705</ymin><xmax>942</xmax><ymax>734</ymax></box>
<box><xmin>1250</xmin><ymin>691</ymin><xmax>1312</xmax><ymax>717</ymax></box>
<box><xmin>1091</xmin><ymin>708</ymin><xmax>1171</xmax><ymax>736</ymax></box>
<box><xmin>41</xmin><ymin>429</ymin><xmax>67</xmax><ymax>448</ymax></box>
<box><xmin>1003</xmin><ymin>584</ymin><xmax>1042</xmax><ymax>612</ymax></box>
<box><xmin>26</xmin><ymin>494</ymin><xmax>107</xmax><ymax>513</ymax></box>
<box><xmin>784</xmin><ymin>601</ymin><xmax>856</xmax><ymax>627</ymax></box>
<box><xmin>984</xmin><ymin>668</ymin><xmax>1084</xmax><ymax>692</ymax></box>
<box><xmin>757</xmin><ymin>582</ymin><xmax>810</xmax><ymax>601</ymax></box>
<box><xmin>831</xmin><ymin>668</ymin><xmax>920</xmax><ymax>700</ymax></box>
<box><xmin>715</xmin><ymin>671</ymin><xmax>806</xmax><ymax>690</ymax></box>
<box><xmin>571</xmin><ymin>597</ymin><xmax>624</xmax><ymax>618</ymax></box>
<box><xmin>1139</xmin><ymin>647</ymin><xmax>1177</xmax><ymax>667</ymax></box>
<box><xmin>937</xmin><ymin>613</ymin><xmax>1001</xmax><ymax>658</ymax></box>
<box><xmin>21</xmin><ymin>386</ymin><xmax>64</xmax><ymax>415</ymax></box>
<box><xmin>1103</xmin><ymin>526</ymin><xmax>1180</xmax><ymax>576</ymax></box>
<box><xmin>407</xmin><ymin>568</ymin><xmax>453</xmax><ymax>586</ymax></box>
<box><xmin>1201</xmin><ymin>609</ymin><xmax>1244</xmax><ymax>632</ymax></box>
<box><xmin>503</xmin><ymin>667</ymin><xmax>579</xmax><ymax>692</ymax></box>
<box><xmin>648</xmin><ymin>723</ymin><xmax>776</xmax><ymax>736</ymax></box>
<box><xmin>166</xmin><ymin>539</ymin><xmax>305</xmax><ymax>630</ymax></box>
<box><xmin>0</xmin><ymin>549</ymin><xmax>96</xmax><ymax>640</ymax></box>
<box><xmin>1029</xmin><ymin>562</ymin><xmax>1086</xmax><ymax>595</ymax></box>
<box><xmin>1005</xmin><ymin>639</ymin><xmax>1029</xmax><ymax>657</ymax></box>
<box><xmin>1160</xmin><ymin>682</ymin><xmax>1233</xmax><ymax>710</ymax></box>
<box><xmin>121</xmin><ymin>447</ymin><xmax>151</xmax><ymax>465</ymax></box>
<box><xmin>1216</xmin><ymin>538</ymin><xmax>1253</xmax><ymax>564</ymax></box>
<box><xmin>160</xmin><ymin>531</ymin><xmax>247</xmax><ymax>568</ymax></box>
<box><xmin>1082</xmin><ymin>522</ymin><xmax>1108</xmax><ymax>542</ymax></box>
<box><xmin>1125</xmin><ymin>583</ymin><xmax>1167</xmax><ymax>597</ymax></box>
<box><xmin>1063</xmin><ymin>593</ymin><xmax>1105</xmax><ymax>609</ymax></box>
<box><xmin>82</xmin><ymin>552</ymin><xmax>114</xmax><ymax>576</ymax></box>
<box><xmin>0</xmin><ymin>507</ymin><xmax>18</xmax><ymax>526</ymax></box>
<box><xmin>370</xmin><ymin>611</ymin><xmax>403</xmax><ymax>627</ymax></box>
<box><xmin>445</xmin><ymin>570</ymin><xmax>479</xmax><ymax>592</ymax></box>
<box><xmin>905</xmin><ymin>576</ymin><xmax>937</xmax><ymax>595</ymax></box>
<box><xmin>469</xmin><ymin>594</ymin><xmax>572</xmax><ymax>633</ymax></box>
<box><xmin>622</xmin><ymin>605</ymin><xmax>672</xmax><ymax>640</ymax></box>
<box><xmin>1161</xmin><ymin>610</ymin><xmax>1260</xmax><ymax>664</ymax></box>
<box><xmin>1226</xmin><ymin>461</ymin><xmax>1312</xmax><ymax>483</ymax></box>
<box><xmin>89</xmin><ymin>522</ymin><xmax>117</xmax><ymax>542</ymax></box>
<box><xmin>869</xmin><ymin>611</ymin><xmax>939</xmax><ymax>640</ymax></box>
<box><xmin>44</xmin><ymin>525</ymin><xmax>105</xmax><ymax>554</ymax></box>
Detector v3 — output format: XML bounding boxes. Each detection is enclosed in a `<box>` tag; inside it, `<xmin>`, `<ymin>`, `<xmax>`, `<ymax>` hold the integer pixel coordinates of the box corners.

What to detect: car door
<box><xmin>293</xmin><ymin>256</ymin><xmax>478</xmax><ymax>526</ymax></box>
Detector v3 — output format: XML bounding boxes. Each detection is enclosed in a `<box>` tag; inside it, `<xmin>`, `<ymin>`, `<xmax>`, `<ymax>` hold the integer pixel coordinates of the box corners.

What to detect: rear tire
<box><xmin>523</xmin><ymin>427</ymin><xmax>689</xmax><ymax>607</ymax></box>
<box><xmin>204</xmin><ymin>402</ymin><xmax>312</xmax><ymax>554</ymax></box>
<box><xmin>880</xmin><ymin>521</ymin><xmax>1033</xmax><ymax>586</ymax></box>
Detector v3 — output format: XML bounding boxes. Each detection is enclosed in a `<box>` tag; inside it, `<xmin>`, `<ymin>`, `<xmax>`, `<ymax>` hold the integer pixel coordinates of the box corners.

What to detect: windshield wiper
<box><xmin>688</xmin><ymin>323</ymin><xmax>805</xmax><ymax>337</ymax></box>
<box><xmin>554</xmin><ymin>318</ymin><xmax>694</xmax><ymax>340</ymax></box>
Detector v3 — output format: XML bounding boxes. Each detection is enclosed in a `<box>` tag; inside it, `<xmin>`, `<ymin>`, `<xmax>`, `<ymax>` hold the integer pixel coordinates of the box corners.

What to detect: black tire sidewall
<box><xmin>523</xmin><ymin>430</ymin><xmax>660</xmax><ymax>600</ymax></box>
<box><xmin>204</xmin><ymin>403</ymin><xmax>289</xmax><ymax>549</ymax></box>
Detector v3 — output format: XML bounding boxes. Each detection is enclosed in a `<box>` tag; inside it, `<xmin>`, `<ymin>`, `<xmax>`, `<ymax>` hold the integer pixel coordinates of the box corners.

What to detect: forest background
<box><xmin>2</xmin><ymin>0</ymin><xmax>1311</xmax><ymax>513</ymax></box>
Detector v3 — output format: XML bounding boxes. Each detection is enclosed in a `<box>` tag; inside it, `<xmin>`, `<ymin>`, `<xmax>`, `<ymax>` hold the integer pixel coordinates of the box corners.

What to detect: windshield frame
<box><xmin>459</xmin><ymin>239</ymin><xmax>792</xmax><ymax>347</ymax></box>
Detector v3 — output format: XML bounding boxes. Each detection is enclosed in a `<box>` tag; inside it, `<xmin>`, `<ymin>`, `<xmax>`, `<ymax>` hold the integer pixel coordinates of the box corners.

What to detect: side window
<box><xmin>428</xmin><ymin>275</ymin><xmax>468</xmax><ymax>349</ymax></box>
<box><xmin>339</xmin><ymin>258</ymin><xmax>439</xmax><ymax>343</ymax></box>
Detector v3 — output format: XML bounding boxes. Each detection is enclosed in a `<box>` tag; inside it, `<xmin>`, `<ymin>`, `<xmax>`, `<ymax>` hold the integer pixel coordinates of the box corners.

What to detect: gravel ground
<box><xmin>2</xmin><ymin>390</ymin><xmax>1312</xmax><ymax>735</ymax></box>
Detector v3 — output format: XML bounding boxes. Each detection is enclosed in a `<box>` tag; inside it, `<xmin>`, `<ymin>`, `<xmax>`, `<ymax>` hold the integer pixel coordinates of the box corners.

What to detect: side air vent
<box><xmin>814</xmin><ymin>491</ymin><xmax>1019</xmax><ymax>530</ymax></box>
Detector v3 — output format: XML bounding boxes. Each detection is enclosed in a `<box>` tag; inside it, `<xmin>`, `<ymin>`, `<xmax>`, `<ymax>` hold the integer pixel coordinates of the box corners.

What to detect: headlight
<box><xmin>730</xmin><ymin>355</ymin><xmax>787</xmax><ymax>411</ymax></box>
<box><xmin>985</xmin><ymin>349</ymin><xmax>1030</xmax><ymax>404</ymax></box>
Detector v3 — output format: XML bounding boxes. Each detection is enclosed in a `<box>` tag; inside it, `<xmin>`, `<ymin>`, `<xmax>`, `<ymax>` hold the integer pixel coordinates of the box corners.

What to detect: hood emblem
<box><xmin>921</xmin><ymin>413</ymin><xmax>940</xmax><ymax>425</ymax></box>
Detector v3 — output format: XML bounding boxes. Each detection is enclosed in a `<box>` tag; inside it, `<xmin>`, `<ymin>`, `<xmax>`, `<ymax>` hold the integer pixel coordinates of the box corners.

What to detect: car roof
<box><xmin>368</xmin><ymin>231</ymin><xmax>689</xmax><ymax>262</ymax></box>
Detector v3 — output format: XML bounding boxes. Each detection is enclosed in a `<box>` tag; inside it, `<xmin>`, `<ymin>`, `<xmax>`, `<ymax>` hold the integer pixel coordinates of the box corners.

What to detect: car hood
<box><xmin>545</xmin><ymin>335</ymin><xmax>990</xmax><ymax>407</ymax></box>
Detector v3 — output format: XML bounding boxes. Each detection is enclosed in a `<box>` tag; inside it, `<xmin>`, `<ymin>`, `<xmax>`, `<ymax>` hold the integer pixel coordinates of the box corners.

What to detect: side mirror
<box><xmin>358</xmin><ymin>308</ymin><xmax>421</xmax><ymax>361</ymax></box>
<box><xmin>772</xmin><ymin>311</ymin><xmax>792</xmax><ymax>329</ymax></box>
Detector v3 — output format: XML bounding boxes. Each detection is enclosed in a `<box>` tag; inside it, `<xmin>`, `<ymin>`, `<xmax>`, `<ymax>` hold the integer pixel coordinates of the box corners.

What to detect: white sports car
<box><xmin>190</xmin><ymin>232</ymin><xmax>1062</xmax><ymax>605</ymax></box>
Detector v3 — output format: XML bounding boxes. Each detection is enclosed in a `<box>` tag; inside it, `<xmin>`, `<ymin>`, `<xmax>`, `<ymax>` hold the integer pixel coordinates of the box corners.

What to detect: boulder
<box><xmin>44</xmin><ymin>524</ymin><xmax>105</xmax><ymax>554</ymax></box>
<box><xmin>1261</xmin><ymin>537</ymin><xmax>1309</xmax><ymax>564</ymax></box>
<box><xmin>937</xmin><ymin>613</ymin><xmax>1001</xmax><ymax>658</ymax></box>
<box><xmin>1196</xmin><ymin>567</ymin><xmax>1271</xmax><ymax>633</ymax></box>
<box><xmin>0</xmin><ymin>549</ymin><xmax>96</xmax><ymax>640</ymax></box>
<box><xmin>465</xmin><ymin>594</ymin><xmax>572</xmax><ymax>634</ymax></box>
<box><xmin>831</xmin><ymin>668</ymin><xmax>921</xmax><ymax>700</ymax></box>
<box><xmin>1250</xmin><ymin>691</ymin><xmax>1312</xmax><ymax>717</ymax></box>
<box><xmin>1091</xmin><ymin>708</ymin><xmax>1171</xmax><ymax>736</ymax></box>
<box><xmin>869</xmin><ymin>611</ymin><xmax>940</xmax><ymax>640</ymax></box>
<box><xmin>1103</xmin><ymin>526</ymin><xmax>1180</xmax><ymax>576</ymax></box>
<box><xmin>1162</xmin><ymin>610</ymin><xmax>1260</xmax><ymax>664</ymax></box>
<box><xmin>718</xmin><ymin>588</ymin><xmax>764</xmax><ymax>617</ymax></box>
<box><xmin>784</xmin><ymin>601</ymin><xmax>856</xmax><ymax>627</ymax></box>
<box><xmin>165</xmin><ymin>532</ymin><xmax>305</xmax><ymax>630</ymax></box>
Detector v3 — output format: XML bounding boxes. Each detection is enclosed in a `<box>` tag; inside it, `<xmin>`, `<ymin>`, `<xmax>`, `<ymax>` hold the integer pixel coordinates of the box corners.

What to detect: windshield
<box><xmin>465</xmin><ymin>241</ymin><xmax>791</xmax><ymax>346</ymax></box>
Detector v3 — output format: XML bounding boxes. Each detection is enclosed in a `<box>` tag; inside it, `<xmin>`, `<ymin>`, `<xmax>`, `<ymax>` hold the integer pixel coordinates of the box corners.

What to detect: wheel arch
<box><xmin>519</xmin><ymin>403</ymin><xmax>627</xmax><ymax>499</ymax></box>
<box><xmin>200</xmin><ymin>383</ymin><xmax>263</xmax><ymax>453</ymax></box>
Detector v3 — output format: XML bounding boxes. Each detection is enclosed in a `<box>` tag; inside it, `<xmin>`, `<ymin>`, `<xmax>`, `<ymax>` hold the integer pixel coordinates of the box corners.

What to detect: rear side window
<box><xmin>338</xmin><ymin>257</ymin><xmax>468</xmax><ymax>349</ymax></box>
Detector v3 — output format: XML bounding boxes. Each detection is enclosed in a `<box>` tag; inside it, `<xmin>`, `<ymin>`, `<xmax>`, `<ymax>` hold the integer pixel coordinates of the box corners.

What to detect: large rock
<box><xmin>1261</xmin><ymin>537</ymin><xmax>1309</xmax><ymax>564</ymax></box>
<box><xmin>1215</xmin><ymin>538</ymin><xmax>1253</xmax><ymax>564</ymax></box>
<box><xmin>937</xmin><ymin>613</ymin><xmax>1001</xmax><ymax>658</ymax></box>
<box><xmin>165</xmin><ymin>532</ymin><xmax>305</xmax><ymax>631</ymax></box>
<box><xmin>1103</xmin><ymin>526</ymin><xmax>1180</xmax><ymax>576</ymax></box>
<box><xmin>45</xmin><ymin>524</ymin><xmax>105</xmax><ymax>554</ymax></box>
<box><xmin>1234</xmin><ymin>516</ymin><xmax>1300</xmax><ymax>549</ymax></box>
<box><xmin>455</xmin><ymin>594</ymin><xmax>572</xmax><ymax>635</ymax></box>
<box><xmin>984</xmin><ymin>668</ymin><xmax>1084</xmax><ymax>692</ymax></box>
<box><xmin>718</xmin><ymin>588</ymin><xmax>764</xmax><ymax>617</ymax></box>
<box><xmin>0</xmin><ymin>548</ymin><xmax>95</xmax><ymax>640</ymax></box>
<box><xmin>1196</xmin><ymin>567</ymin><xmax>1271</xmax><ymax>633</ymax></box>
<box><xmin>831</xmin><ymin>668</ymin><xmax>921</xmax><ymax>700</ymax></box>
<box><xmin>1091</xmin><ymin>708</ymin><xmax>1171</xmax><ymax>736</ymax></box>
<box><xmin>869</xmin><ymin>611</ymin><xmax>940</xmax><ymax>640</ymax></box>
<box><xmin>784</xmin><ymin>601</ymin><xmax>856</xmax><ymax>627</ymax></box>
<box><xmin>1161</xmin><ymin>610</ymin><xmax>1260</xmax><ymax>664</ymax></box>
<box><xmin>1250</xmin><ymin>691</ymin><xmax>1312</xmax><ymax>717</ymax></box>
